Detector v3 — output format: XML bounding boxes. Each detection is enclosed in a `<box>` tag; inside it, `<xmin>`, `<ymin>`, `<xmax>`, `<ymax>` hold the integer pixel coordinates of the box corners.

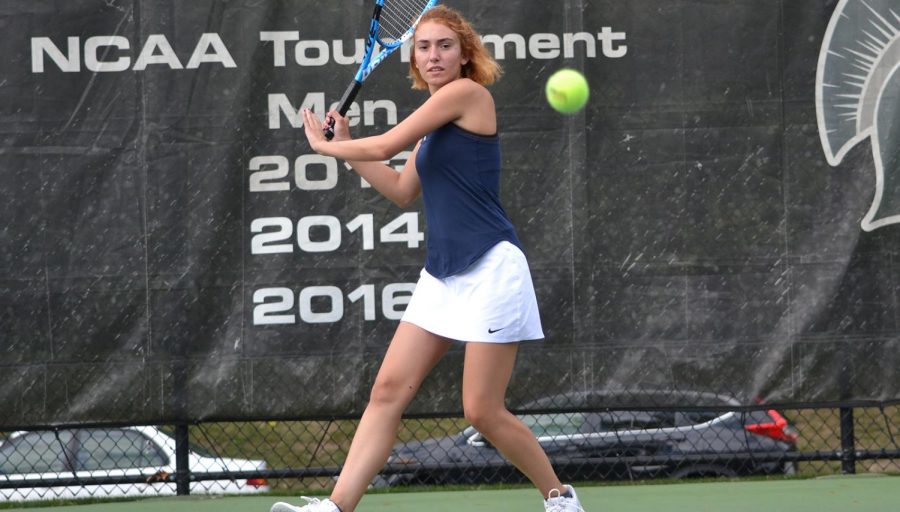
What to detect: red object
<box><xmin>245</xmin><ymin>478</ymin><xmax>269</xmax><ymax>487</ymax></box>
<box><xmin>744</xmin><ymin>409</ymin><xmax>798</xmax><ymax>443</ymax></box>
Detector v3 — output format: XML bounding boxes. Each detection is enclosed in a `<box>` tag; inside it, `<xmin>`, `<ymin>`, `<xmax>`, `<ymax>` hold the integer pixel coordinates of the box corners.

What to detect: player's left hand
<box><xmin>302</xmin><ymin>108</ymin><xmax>328</xmax><ymax>154</ymax></box>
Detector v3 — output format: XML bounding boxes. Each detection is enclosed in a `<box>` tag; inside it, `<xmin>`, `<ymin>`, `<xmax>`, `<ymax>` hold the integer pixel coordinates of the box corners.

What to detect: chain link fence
<box><xmin>1</xmin><ymin>402</ymin><xmax>897</xmax><ymax>503</ymax></box>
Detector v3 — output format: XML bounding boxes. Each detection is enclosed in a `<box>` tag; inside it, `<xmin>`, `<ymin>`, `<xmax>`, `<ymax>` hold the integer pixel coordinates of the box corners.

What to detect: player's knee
<box><xmin>463</xmin><ymin>402</ymin><xmax>505</xmax><ymax>433</ymax></box>
<box><xmin>368</xmin><ymin>376</ymin><xmax>413</xmax><ymax>409</ymax></box>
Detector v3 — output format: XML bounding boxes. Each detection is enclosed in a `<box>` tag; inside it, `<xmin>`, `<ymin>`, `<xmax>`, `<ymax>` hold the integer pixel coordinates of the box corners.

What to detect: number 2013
<box><xmin>249</xmin><ymin>153</ymin><xmax>410</xmax><ymax>191</ymax></box>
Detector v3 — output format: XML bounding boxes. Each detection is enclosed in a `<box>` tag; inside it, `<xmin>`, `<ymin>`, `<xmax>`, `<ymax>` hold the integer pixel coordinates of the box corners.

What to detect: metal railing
<box><xmin>0</xmin><ymin>403</ymin><xmax>897</xmax><ymax>502</ymax></box>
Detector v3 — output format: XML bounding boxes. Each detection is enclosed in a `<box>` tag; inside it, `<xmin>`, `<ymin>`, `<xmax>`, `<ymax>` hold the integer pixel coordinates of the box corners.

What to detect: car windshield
<box><xmin>76</xmin><ymin>429</ymin><xmax>168</xmax><ymax>471</ymax></box>
<box><xmin>0</xmin><ymin>430</ymin><xmax>76</xmax><ymax>474</ymax></box>
<box><xmin>522</xmin><ymin>413</ymin><xmax>586</xmax><ymax>437</ymax></box>
<box><xmin>592</xmin><ymin>411</ymin><xmax>677</xmax><ymax>431</ymax></box>
<box><xmin>519</xmin><ymin>409</ymin><xmax>709</xmax><ymax>437</ymax></box>
<box><xmin>681</xmin><ymin>410</ymin><xmax>728</xmax><ymax>424</ymax></box>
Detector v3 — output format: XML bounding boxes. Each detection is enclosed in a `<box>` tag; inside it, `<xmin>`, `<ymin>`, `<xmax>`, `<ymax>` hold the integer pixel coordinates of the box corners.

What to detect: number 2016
<box><xmin>251</xmin><ymin>213</ymin><xmax>424</xmax><ymax>254</ymax></box>
<box><xmin>253</xmin><ymin>283</ymin><xmax>415</xmax><ymax>325</ymax></box>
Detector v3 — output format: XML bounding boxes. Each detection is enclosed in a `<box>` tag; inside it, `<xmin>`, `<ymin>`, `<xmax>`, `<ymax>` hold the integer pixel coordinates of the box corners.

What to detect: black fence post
<box><xmin>174</xmin><ymin>423</ymin><xmax>191</xmax><ymax>495</ymax></box>
<box><xmin>839</xmin><ymin>407</ymin><xmax>856</xmax><ymax>474</ymax></box>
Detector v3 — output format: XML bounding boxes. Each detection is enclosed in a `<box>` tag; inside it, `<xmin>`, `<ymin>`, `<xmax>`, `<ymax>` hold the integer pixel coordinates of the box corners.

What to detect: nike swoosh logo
<box><xmin>488</xmin><ymin>327</ymin><xmax>505</xmax><ymax>334</ymax></box>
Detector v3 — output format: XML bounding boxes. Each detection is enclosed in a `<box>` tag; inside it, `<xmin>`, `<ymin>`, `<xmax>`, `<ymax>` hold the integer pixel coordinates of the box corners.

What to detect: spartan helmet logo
<box><xmin>817</xmin><ymin>0</ymin><xmax>900</xmax><ymax>231</ymax></box>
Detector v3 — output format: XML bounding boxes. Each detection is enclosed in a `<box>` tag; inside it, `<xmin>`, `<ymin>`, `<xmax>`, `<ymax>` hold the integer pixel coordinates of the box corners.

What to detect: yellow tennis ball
<box><xmin>545</xmin><ymin>69</ymin><xmax>589</xmax><ymax>114</ymax></box>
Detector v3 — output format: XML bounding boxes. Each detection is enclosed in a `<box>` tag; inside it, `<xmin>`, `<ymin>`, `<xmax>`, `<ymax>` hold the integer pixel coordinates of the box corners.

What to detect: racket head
<box><xmin>325</xmin><ymin>0</ymin><xmax>439</xmax><ymax>139</ymax></box>
<box><xmin>375</xmin><ymin>0</ymin><xmax>439</xmax><ymax>49</ymax></box>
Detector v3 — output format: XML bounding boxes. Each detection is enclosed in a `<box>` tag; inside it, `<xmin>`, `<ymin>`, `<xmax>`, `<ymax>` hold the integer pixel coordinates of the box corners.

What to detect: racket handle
<box><xmin>325</xmin><ymin>81</ymin><xmax>363</xmax><ymax>140</ymax></box>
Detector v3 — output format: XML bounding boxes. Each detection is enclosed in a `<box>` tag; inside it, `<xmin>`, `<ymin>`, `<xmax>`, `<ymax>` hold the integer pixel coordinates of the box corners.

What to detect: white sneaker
<box><xmin>544</xmin><ymin>485</ymin><xmax>585</xmax><ymax>512</ymax></box>
<box><xmin>270</xmin><ymin>497</ymin><xmax>341</xmax><ymax>512</ymax></box>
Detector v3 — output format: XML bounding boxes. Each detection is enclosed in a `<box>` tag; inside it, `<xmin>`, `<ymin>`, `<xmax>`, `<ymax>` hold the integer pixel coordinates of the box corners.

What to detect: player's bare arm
<box><xmin>302</xmin><ymin>78</ymin><xmax>491</xmax><ymax>162</ymax></box>
<box><xmin>347</xmin><ymin>141</ymin><xmax>423</xmax><ymax>209</ymax></box>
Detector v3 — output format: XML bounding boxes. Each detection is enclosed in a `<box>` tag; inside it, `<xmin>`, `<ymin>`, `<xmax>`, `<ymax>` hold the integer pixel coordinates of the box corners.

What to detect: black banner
<box><xmin>1</xmin><ymin>0</ymin><xmax>898</xmax><ymax>428</ymax></box>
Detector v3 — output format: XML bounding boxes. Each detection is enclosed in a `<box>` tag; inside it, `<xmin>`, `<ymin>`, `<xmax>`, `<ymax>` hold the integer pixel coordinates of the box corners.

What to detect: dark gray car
<box><xmin>375</xmin><ymin>390</ymin><xmax>797</xmax><ymax>486</ymax></box>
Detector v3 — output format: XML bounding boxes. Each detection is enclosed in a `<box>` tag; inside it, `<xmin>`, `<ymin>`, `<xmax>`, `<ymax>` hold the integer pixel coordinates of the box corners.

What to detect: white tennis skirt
<box><xmin>401</xmin><ymin>241</ymin><xmax>544</xmax><ymax>343</ymax></box>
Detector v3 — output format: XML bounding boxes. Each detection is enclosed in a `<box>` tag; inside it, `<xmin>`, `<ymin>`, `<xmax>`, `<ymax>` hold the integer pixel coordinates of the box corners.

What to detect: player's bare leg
<box><xmin>328</xmin><ymin>322</ymin><xmax>452</xmax><ymax>512</ymax></box>
<box><xmin>461</xmin><ymin>342</ymin><xmax>565</xmax><ymax>497</ymax></box>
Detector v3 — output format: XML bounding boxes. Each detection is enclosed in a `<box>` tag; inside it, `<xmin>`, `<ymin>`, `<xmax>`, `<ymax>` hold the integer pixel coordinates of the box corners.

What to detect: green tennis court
<box><xmin>4</xmin><ymin>476</ymin><xmax>897</xmax><ymax>512</ymax></box>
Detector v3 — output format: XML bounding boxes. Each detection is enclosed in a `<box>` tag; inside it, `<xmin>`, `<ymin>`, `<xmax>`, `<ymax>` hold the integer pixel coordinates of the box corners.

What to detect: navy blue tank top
<box><xmin>415</xmin><ymin>122</ymin><xmax>523</xmax><ymax>278</ymax></box>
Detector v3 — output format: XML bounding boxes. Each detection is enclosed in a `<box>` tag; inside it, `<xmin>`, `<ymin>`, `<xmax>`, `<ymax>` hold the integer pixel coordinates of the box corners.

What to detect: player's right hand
<box><xmin>324</xmin><ymin>110</ymin><xmax>352</xmax><ymax>141</ymax></box>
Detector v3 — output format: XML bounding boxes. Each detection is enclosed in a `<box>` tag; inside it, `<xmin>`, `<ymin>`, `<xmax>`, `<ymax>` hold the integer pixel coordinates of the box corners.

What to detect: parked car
<box><xmin>0</xmin><ymin>425</ymin><xmax>269</xmax><ymax>502</ymax></box>
<box><xmin>375</xmin><ymin>390</ymin><xmax>797</xmax><ymax>486</ymax></box>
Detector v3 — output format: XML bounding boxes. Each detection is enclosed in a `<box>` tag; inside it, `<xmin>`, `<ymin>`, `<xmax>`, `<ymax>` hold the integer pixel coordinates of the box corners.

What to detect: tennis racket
<box><xmin>324</xmin><ymin>0</ymin><xmax>439</xmax><ymax>140</ymax></box>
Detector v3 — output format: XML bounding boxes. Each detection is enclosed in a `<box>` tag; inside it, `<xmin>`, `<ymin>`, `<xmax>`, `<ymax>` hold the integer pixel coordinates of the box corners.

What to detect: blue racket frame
<box><xmin>325</xmin><ymin>0</ymin><xmax>440</xmax><ymax>139</ymax></box>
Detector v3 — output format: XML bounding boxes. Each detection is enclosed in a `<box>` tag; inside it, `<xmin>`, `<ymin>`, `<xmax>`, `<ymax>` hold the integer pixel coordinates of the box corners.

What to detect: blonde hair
<box><xmin>408</xmin><ymin>5</ymin><xmax>502</xmax><ymax>89</ymax></box>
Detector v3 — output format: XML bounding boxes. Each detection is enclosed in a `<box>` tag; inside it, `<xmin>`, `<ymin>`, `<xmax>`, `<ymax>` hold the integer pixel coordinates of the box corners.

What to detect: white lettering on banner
<box><xmin>477</xmin><ymin>29</ymin><xmax>627</xmax><ymax>60</ymax></box>
<box><xmin>32</xmin><ymin>29</ymin><xmax>626</xmax><ymax>73</ymax></box>
<box><xmin>260</xmin><ymin>30</ymin><xmax>628</xmax><ymax>67</ymax></box>
<box><xmin>261</xmin><ymin>30</ymin><xmax>394</xmax><ymax>67</ymax></box>
<box><xmin>250</xmin><ymin>212</ymin><xmax>424</xmax><ymax>254</ymax></box>
<box><xmin>268</xmin><ymin>93</ymin><xmax>397</xmax><ymax>129</ymax></box>
<box><xmin>31</xmin><ymin>33</ymin><xmax>237</xmax><ymax>73</ymax></box>
<box><xmin>84</xmin><ymin>36</ymin><xmax>130</xmax><ymax>72</ymax></box>
<box><xmin>248</xmin><ymin>153</ymin><xmax>409</xmax><ymax>191</ymax></box>
<box><xmin>260</xmin><ymin>31</ymin><xmax>300</xmax><ymax>67</ymax></box>
<box><xmin>31</xmin><ymin>37</ymin><xmax>79</xmax><ymax>72</ymax></box>
<box><xmin>186</xmin><ymin>33</ymin><xmax>238</xmax><ymax>68</ymax></box>
<box><xmin>253</xmin><ymin>283</ymin><xmax>416</xmax><ymax>325</ymax></box>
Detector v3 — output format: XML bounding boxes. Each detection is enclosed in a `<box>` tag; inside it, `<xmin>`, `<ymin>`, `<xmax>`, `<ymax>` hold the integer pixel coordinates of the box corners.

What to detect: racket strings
<box><xmin>379</xmin><ymin>0</ymin><xmax>432</xmax><ymax>41</ymax></box>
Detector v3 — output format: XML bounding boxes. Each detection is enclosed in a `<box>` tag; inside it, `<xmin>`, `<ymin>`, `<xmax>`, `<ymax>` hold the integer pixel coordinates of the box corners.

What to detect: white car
<box><xmin>0</xmin><ymin>425</ymin><xmax>269</xmax><ymax>502</ymax></box>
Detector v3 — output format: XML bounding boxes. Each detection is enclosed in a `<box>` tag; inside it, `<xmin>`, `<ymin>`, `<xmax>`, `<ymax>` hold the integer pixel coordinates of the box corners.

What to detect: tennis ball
<box><xmin>545</xmin><ymin>69</ymin><xmax>589</xmax><ymax>114</ymax></box>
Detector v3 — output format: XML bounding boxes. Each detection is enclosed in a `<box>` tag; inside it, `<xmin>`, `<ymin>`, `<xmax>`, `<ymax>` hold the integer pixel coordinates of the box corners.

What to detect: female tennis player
<box><xmin>271</xmin><ymin>6</ymin><xmax>585</xmax><ymax>512</ymax></box>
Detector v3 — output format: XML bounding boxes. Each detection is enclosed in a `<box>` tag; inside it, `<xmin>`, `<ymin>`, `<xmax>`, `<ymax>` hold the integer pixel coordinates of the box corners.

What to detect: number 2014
<box><xmin>253</xmin><ymin>283</ymin><xmax>415</xmax><ymax>325</ymax></box>
<box><xmin>251</xmin><ymin>213</ymin><xmax>424</xmax><ymax>254</ymax></box>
